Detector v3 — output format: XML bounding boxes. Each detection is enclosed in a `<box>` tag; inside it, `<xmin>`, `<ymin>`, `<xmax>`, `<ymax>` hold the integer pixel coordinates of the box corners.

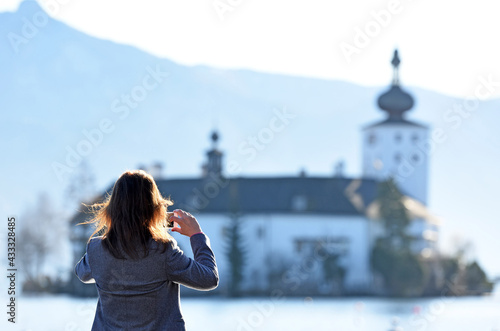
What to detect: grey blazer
<box><xmin>74</xmin><ymin>233</ymin><xmax>219</xmax><ymax>331</ymax></box>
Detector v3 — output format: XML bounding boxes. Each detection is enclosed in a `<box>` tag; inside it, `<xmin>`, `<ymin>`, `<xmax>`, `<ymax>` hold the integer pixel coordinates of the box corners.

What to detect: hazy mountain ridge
<box><xmin>1</xmin><ymin>0</ymin><xmax>500</xmax><ymax>275</ymax></box>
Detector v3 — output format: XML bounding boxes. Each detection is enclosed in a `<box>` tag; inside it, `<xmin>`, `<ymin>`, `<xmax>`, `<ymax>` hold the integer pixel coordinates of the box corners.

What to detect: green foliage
<box><xmin>371</xmin><ymin>179</ymin><xmax>494</xmax><ymax>297</ymax></box>
<box><xmin>322</xmin><ymin>253</ymin><xmax>345</xmax><ymax>283</ymax></box>
<box><xmin>464</xmin><ymin>261</ymin><xmax>493</xmax><ymax>293</ymax></box>
<box><xmin>371</xmin><ymin>178</ymin><xmax>426</xmax><ymax>296</ymax></box>
<box><xmin>223</xmin><ymin>216</ymin><xmax>247</xmax><ymax>297</ymax></box>
<box><xmin>371</xmin><ymin>239</ymin><xmax>393</xmax><ymax>278</ymax></box>
<box><xmin>371</xmin><ymin>239</ymin><xmax>426</xmax><ymax>296</ymax></box>
<box><xmin>441</xmin><ymin>257</ymin><xmax>460</xmax><ymax>282</ymax></box>
<box><xmin>391</xmin><ymin>251</ymin><xmax>426</xmax><ymax>296</ymax></box>
<box><xmin>376</xmin><ymin>178</ymin><xmax>411</xmax><ymax>248</ymax></box>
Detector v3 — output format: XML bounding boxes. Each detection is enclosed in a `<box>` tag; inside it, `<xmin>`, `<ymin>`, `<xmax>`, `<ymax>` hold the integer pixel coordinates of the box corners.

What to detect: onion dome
<box><xmin>377</xmin><ymin>49</ymin><xmax>414</xmax><ymax>120</ymax></box>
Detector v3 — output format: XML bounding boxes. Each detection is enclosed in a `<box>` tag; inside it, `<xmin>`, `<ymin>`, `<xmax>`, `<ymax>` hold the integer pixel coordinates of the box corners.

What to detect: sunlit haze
<box><xmin>2</xmin><ymin>0</ymin><xmax>499</xmax><ymax>98</ymax></box>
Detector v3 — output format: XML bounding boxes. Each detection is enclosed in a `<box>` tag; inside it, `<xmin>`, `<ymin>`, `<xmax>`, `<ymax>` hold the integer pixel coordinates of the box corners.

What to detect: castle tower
<box><xmin>362</xmin><ymin>50</ymin><xmax>429</xmax><ymax>205</ymax></box>
<box><xmin>202</xmin><ymin>130</ymin><xmax>223</xmax><ymax>178</ymax></box>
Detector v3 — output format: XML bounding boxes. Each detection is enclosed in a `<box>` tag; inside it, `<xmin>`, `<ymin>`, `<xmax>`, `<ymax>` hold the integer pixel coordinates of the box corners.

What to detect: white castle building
<box><xmin>70</xmin><ymin>50</ymin><xmax>440</xmax><ymax>296</ymax></box>
<box><xmin>362</xmin><ymin>49</ymin><xmax>429</xmax><ymax>205</ymax></box>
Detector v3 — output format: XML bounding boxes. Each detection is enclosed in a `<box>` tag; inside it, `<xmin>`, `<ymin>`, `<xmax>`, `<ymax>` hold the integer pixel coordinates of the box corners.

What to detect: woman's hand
<box><xmin>170</xmin><ymin>209</ymin><xmax>203</xmax><ymax>237</ymax></box>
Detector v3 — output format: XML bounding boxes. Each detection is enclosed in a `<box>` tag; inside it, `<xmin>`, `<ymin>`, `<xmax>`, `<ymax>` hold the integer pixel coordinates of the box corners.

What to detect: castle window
<box><xmin>368</xmin><ymin>133</ymin><xmax>376</xmax><ymax>145</ymax></box>
<box><xmin>395</xmin><ymin>132</ymin><xmax>402</xmax><ymax>143</ymax></box>
<box><xmin>256</xmin><ymin>226</ymin><xmax>265</xmax><ymax>239</ymax></box>
<box><xmin>412</xmin><ymin>154</ymin><xmax>420</xmax><ymax>163</ymax></box>
<box><xmin>292</xmin><ymin>195</ymin><xmax>308</xmax><ymax>212</ymax></box>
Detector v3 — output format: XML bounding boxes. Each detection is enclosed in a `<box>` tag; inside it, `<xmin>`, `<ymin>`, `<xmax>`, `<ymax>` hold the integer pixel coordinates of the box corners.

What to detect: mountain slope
<box><xmin>1</xmin><ymin>0</ymin><xmax>500</xmax><ymax>276</ymax></box>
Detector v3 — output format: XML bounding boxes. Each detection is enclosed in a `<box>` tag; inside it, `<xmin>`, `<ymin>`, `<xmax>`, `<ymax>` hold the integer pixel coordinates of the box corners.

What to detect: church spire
<box><xmin>391</xmin><ymin>49</ymin><xmax>401</xmax><ymax>86</ymax></box>
<box><xmin>377</xmin><ymin>49</ymin><xmax>414</xmax><ymax>121</ymax></box>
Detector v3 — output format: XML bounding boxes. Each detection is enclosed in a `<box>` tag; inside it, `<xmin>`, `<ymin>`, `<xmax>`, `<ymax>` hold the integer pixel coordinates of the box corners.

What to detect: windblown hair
<box><xmin>80</xmin><ymin>170</ymin><xmax>173</xmax><ymax>259</ymax></box>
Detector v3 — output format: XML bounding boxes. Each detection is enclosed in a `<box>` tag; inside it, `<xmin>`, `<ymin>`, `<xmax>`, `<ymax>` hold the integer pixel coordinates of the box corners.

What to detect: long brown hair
<box><xmin>80</xmin><ymin>170</ymin><xmax>173</xmax><ymax>259</ymax></box>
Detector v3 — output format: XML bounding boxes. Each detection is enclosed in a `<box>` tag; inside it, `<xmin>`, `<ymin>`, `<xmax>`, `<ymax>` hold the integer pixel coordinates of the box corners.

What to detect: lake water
<box><xmin>4</xmin><ymin>292</ymin><xmax>500</xmax><ymax>331</ymax></box>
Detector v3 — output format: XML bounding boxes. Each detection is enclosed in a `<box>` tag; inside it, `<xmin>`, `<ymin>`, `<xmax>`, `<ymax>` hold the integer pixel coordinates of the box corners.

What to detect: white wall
<box><xmin>362</xmin><ymin>124</ymin><xmax>429</xmax><ymax>205</ymax></box>
<box><xmin>174</xmin><ymin>213</ymin><xmax>372</xmax><ymax>294</ymax></box>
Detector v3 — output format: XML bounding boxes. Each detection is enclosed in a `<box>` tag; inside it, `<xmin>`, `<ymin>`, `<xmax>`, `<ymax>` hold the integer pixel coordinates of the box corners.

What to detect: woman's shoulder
<box><xmin>86</xmin><ymin>235</ymin><xmax>178</xmax><ymax>257</ymax></box>
<box><xmin>86</xmin><ymin>236</ymin><xmax>106</xmax><ymax>252</ymax></box>
<box><xmin>150</xmin><ymin>236</ymin><xmax>178</xmax><ymax>251</ymax></box>
<box><xmin>88</xmin><ymin>236</ymin><xmax>104</xmax><ymax>245</ymax></box>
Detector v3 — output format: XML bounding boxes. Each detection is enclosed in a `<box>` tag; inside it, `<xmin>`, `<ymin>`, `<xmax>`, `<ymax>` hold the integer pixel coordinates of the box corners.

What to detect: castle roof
<box><xmin>155</xmin><ymin>176</ymin><xmax>379</xmax><ymax>215</ymax></box>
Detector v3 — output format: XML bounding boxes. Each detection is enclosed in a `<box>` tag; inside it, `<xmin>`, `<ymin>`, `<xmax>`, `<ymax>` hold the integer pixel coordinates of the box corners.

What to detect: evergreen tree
<box><xmin>224</xmin><ymin>215</ymin><xmax>247</xmax><ymax>296</ymax></box>
<box><xmin>376</xmin><ymin>177</ymin><xmax>411</xmax><ymax>249</ymax></box>
<box><xmin>370</xmin><ymin>178</ymin><xmax>425</xmax><ymax>296</ymax></box>
<box><xmin>464</xmin><ymin>261</ymin><xmax>493</xmax><ymax>294</ymax></box>
<box><xmin>321</xmin><ymin>252</ymin><xmax>346</xmax><ymax>294</ymax></box>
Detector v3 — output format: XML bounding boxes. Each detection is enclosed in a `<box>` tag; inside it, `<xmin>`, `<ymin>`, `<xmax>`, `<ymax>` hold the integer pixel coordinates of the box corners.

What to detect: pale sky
<box><xmin>2</xmin><ymin>0</ymin><xmax>500</xmax><ymax>99</ymax></box>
